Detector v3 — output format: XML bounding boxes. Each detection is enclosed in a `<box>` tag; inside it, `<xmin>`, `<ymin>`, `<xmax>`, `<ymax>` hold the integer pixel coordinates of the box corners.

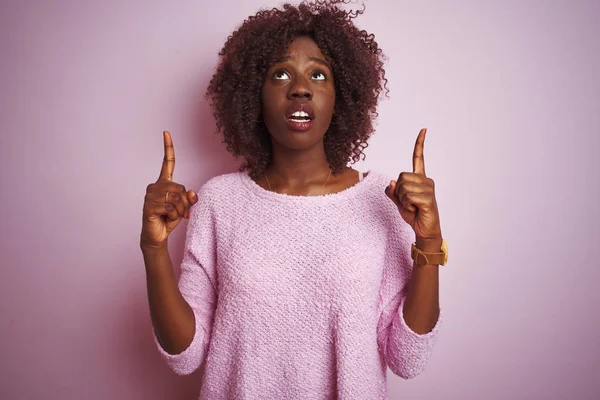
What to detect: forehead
<box><xmin>281</xmin><ymin>36</ymin><xmax>327</xmax><ymax>60</ymax></box>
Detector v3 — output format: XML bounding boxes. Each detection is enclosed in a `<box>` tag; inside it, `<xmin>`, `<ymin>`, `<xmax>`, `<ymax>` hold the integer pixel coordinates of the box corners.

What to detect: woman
<box><xmin>140</xmin><ymin>1</ymin><xmax>447</xmax><ymax>398</ymax></box>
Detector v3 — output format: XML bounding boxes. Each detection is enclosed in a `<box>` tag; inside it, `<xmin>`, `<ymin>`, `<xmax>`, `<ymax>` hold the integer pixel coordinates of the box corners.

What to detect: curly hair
<box><xmin>205</xmin><ymin>0</ymin><xmax>389</xmax><ymax>180</ymax></box>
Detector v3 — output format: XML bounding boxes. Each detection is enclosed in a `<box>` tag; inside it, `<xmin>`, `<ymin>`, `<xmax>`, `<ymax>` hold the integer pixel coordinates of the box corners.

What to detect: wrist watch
<box><xmin>411</xmin><ymin>239</ymin><xmax>448</xmax><ymax>266</ymax></box>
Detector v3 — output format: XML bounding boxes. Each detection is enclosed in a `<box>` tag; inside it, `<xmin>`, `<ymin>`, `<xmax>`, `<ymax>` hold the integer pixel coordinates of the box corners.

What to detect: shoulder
<box><xmin>194</xmin><ymin>171</ymin><xmax>245</xmax><ymax>204</ymax></box>
<box><xmin>363</xmin><ymin>170</ymin><xmax>414</xmax><ymax>235</ymax></box>
<box><xmin>202</xmin><ymin>171</ymin><xmax>243</xmax><ymax>190</ymax></box>
<box><xmin>186</xmin><ymin>172</ymin><xmax>245</xmax><ymax>225</ymax></box>
<box><xmin>364</xmin><ymin>170</ymin><xmax>393</xmax><ymax>185</ymax></box>
<box><xmin>362</xmin><ymin>170</ymin><xmax>395</xmax><ymax>202</ymax></box>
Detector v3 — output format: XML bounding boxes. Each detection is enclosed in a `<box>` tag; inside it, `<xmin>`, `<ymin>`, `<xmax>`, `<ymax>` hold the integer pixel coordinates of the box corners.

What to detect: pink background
<box><xmin>1</xmin><ymin>1</ymin><xmax>599</xmax><ymax>399</ymax></box>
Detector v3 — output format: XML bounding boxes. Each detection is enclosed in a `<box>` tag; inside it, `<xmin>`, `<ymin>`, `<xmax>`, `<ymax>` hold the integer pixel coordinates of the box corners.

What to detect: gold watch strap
<box><xmin>411</xmin><ymin>240</ymin><xmax>447</xmax><ymax>266</ymax></box>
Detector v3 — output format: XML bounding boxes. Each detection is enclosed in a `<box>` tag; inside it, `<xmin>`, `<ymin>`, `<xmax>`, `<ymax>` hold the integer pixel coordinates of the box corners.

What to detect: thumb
<box><xmin>187</xmin><ymin>190</ymin><xmax>198</xmax><ymax>206</ymax></box>
<box><xmin>386</xmin><ymin>181</ymin><xmax>400</xmax><ymax>207</ymax></box>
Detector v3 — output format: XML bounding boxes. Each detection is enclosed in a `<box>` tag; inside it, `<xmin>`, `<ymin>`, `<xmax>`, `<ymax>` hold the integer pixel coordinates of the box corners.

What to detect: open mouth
<box><xmin>287</xmin><ymin>111</ymin><xmax>313</xmax><ymax>123</ymax></box>
<box><xmin>285</xmin><ymin>103</ymin><xmax>315</xmax><ymax>131</ymax></box>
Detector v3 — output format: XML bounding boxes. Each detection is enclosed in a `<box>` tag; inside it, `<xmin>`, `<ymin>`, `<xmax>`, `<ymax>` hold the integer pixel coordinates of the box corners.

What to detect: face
<box><xmin>261</xmin><ymin>36</ymin><xmax>336</xmax><ymax>151</ymax></box>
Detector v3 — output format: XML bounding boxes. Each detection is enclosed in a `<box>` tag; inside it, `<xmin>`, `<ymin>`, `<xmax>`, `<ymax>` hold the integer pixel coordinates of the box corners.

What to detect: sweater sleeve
<box><xmin>152</xmin><ymin>183</ymin><xmax>219</xmax><ymax>376</ymax></box>
<box><xmin>376</xmin><ymin>208</ymin><xmax>442</xmax><ymax>380</ymax></box>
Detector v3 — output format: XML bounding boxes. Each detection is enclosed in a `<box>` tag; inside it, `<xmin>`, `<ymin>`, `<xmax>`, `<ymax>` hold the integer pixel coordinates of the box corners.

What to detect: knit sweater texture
<box><xmin>153</xmin><ymin>169</ymin><xmax>442</xmax><ymax>399</ymax></box>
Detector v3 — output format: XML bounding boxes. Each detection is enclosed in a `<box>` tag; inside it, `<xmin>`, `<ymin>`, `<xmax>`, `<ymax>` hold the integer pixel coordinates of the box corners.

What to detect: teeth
<box><xmin>290</xmin><ymin>111</ymin><xmax>310</xmax><ymax>118</ymax></box>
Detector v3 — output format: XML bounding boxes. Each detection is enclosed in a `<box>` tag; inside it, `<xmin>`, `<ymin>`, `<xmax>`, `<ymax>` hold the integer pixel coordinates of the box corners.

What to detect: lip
<box><xmin>285</xmin><ymin>118</ymin><xmax>314</xmax><ymax>132</ymax></box>
<box><xmin>284</xmin><ymin>103</ymin><xmax>315</xmax><ymax>132</ymax></box>
<box><xmin>286</xmin><ymin>102</ymin><xmax>315</xmax><ymax>119</ymax></box>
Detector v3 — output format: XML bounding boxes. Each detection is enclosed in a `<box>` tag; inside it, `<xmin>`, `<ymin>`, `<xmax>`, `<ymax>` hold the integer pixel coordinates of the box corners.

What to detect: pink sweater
<box><xmin>153</xmin><ymin>170</ymin><xmax>442</xmax><ymax>399</ymax></box>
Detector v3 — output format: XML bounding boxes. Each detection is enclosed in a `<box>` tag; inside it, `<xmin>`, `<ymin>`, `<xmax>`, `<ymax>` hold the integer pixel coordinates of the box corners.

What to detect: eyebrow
<box><xmin>271</xmin><ymin>56</ymin><xmax>331</xmax><ymax>69</ymax></box>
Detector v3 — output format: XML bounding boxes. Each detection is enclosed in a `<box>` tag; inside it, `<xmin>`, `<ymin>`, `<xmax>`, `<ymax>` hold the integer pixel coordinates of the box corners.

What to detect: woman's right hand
<box><xmin>140</xmin><ymin>131</ymin><xmax>198</xmax><ymax>250</ymax></box>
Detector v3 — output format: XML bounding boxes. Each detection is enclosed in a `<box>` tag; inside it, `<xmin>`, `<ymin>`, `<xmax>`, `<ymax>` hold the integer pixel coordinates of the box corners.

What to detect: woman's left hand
<box><xmin>385</xmin><ymin>128</ymin><xmax>442</xmax><ymax>246</ymax></box>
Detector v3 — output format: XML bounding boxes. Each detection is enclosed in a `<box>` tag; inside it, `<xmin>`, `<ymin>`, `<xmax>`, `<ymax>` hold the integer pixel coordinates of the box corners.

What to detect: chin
<box><xmin>271</xmin><ymin>130</ymin><xmax>326</xmax><ymax>150</ymax></box>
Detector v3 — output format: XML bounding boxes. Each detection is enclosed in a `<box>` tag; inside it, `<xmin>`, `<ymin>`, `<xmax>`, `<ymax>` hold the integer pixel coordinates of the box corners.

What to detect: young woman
<box><xmin>140</xmin><ymin>1</ymin><xmax>447</xmax><ymax>398</ymax></box>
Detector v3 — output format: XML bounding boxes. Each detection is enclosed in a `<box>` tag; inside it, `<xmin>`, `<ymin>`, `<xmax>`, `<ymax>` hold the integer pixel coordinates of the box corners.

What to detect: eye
<box><xmin>273</xmin><ymin>70</ymin><xmax>290</xmax><ymax>80</ymax></box>
<box><xmin>312</xmin><ymin>71</ymin><xmax>327</xmax><ymax>81</ymax></box>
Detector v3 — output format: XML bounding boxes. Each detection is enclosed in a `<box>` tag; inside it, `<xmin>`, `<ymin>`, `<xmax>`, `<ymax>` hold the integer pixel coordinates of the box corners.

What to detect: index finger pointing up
<box><xmin>412</xmin><ymin>128</ymin><xmax>427</xmax><ymax>176</ymax></box>
<box><xmin>158</xmin><ymin>130</ymin><xmax>175</xmax><ymax>181</ymax></box>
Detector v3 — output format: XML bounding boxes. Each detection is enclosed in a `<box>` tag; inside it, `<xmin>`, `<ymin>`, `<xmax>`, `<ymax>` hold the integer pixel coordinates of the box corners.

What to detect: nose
<box><xmin>287</xmin><ymin>76</ymin><xmax>312</xmax><ymax>100</ymax></box>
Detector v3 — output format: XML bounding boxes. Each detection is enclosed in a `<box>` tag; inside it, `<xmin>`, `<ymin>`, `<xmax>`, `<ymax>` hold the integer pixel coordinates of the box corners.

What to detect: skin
<box><xmin>385</xmin><ymin>128</ymin><xmax>443</xmax><ymax>334</ymax></box>
<box><xmin>141</xmin><ymin>39</ymin><xmax>443</xmax><ymax>355</ymax></box>
<box><xmin>140</xmin><ymin>131</ymin><xmax>198</xmax><ymax>354</ymax></box>
<box><xmin>255</xmin><ymin>35</ymin><xmax>361</xmax><ymax>194</ymax></box>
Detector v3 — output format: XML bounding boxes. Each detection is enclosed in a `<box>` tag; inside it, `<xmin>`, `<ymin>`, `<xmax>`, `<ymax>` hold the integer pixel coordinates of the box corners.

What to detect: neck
<box><xmin>266</xmin><ymin>146</ymin><xmax>331</xmax><ymax>186</ymax></box>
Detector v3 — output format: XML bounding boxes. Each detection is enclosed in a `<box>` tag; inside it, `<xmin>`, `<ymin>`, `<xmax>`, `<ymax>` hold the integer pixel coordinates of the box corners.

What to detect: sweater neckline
<box><xmin>240</xmin><ymin>169</ymin><xmax>377</xmax><ymax>204</ymax></box>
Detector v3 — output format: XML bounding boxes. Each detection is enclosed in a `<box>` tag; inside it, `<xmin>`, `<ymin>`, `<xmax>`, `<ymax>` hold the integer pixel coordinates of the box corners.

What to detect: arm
<box><xmin>141</xmin><ymin>244</ymin><xmax>195</xmax><ymax>355</ymax></box>
<box><xmin>377</xmin><ymin>223</ymin><xmax>442</xmax><ymax>380</ymax></box>
<box><xmin>402</xmin><ymin>237</ymin><xmax>441</xmax><ymax>334</ymax></box>
<box><xmin>380</xmin><ymin>128</ymin><xmax>444</xmax><ymax>377</ymax></box>
<box><xmin>143</xmin><ymin>184</ymin><xmax>219</xmax><ymax>376</ymax></box>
